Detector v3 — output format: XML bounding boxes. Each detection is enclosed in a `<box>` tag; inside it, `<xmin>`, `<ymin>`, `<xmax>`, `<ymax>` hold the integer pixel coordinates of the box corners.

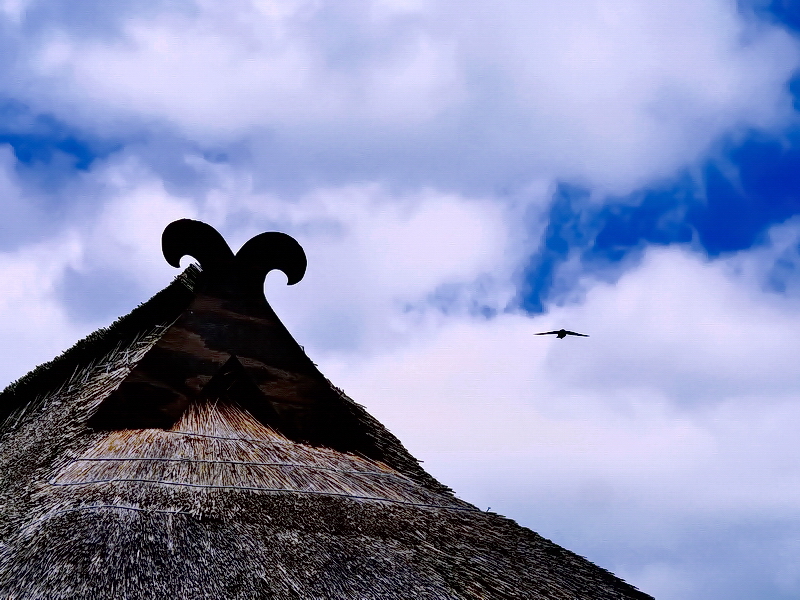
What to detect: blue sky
<box><xmin>1</xmin><ymin>1</ymin><xmax>800</xmax><ymax>598</ymax></box>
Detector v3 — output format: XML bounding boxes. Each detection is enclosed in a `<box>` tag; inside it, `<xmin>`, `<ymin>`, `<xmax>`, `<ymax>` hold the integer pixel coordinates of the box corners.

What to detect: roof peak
<box><xmin>162</xmin><ymin>219</ymin><xmax>307</xmax><ymax>300</ymax></box>
<box><xmin>82</xmin><ymin>220</ymin><xmax>449</xmax><ymax>493</ymax></box>
<box><xmin>0</xmin><ymin>220</ymin><xmax>653</xmax><ymax>600</ymax></box>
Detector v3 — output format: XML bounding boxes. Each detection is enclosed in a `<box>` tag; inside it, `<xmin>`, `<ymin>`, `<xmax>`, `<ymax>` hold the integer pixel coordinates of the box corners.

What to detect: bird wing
<box><xmin>534</xmin><ymin>330</ymin><xmax>561</xmax><ymax>335</ymax></box>
<box><xmin>563</xmin><ymin>330</ymin><xmax>589</xmax><ymax>337</ymax></box>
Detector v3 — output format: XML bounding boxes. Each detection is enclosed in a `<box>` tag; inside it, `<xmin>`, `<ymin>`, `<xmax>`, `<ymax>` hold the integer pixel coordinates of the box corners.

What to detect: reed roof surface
<box><xmin>0</xmin><ymin>222</ymin><xmax>653</xmax><ymax>599</ymax></box>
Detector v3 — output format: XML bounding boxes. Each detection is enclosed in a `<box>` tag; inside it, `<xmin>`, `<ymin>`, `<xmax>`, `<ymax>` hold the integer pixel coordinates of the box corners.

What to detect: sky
<box><xmin>0</xmin><ymin>0</ymin><xmax>800</xmax><ymax>597</ymax></box>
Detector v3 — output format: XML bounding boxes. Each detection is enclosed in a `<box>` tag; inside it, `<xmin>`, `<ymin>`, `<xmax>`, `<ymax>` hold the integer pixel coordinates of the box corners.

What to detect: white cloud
<box><xmin>453</xmin><ymin>0</ymin><xmax>800</xmax><ymax>190</ymax></box>
<box><xmin>0</xmin><ymin>0</ymin><xmax>30</xmax><ymax>23</ymax></box>
<box><xmin>0</xmin><ymin>149</ymin><xmax>205</xmax><ymax>384</ymax></box>
<box><xmin>0</xmin><ymin>230</ymin><xmax>86</xmax><ymax>385</ymax></box>
<box><xmin>29</xmin><ymin>0</ymin><xmax>463</xmax><ymax>134</ymax></box>
<box><xmin>0</xmin><ymin>147</ymin><xmax>88</xmax><ymax>381</ymax></box>
<box><xmin>0</xmin><ymin>146</ymin><xmax>519</xmax><ymax>376</ymax></box>
<box><xmin>81</xmin><ymin>156</ymin><xmax>199</xmax><ymax>289</ymax></box>
<box><xmin>235</xmin><ymin>181</ymin><xmax>518</xmax><ymax>352</ymax></box>
<box><xmin>3</xmin><ymin>0</ymin><xmax>794</xmax><ymax>193</ymax></box>
<box><xmin>313</xmin><ymin>240</ymin><xmax>800</xmax><ymax>600</ymax></box>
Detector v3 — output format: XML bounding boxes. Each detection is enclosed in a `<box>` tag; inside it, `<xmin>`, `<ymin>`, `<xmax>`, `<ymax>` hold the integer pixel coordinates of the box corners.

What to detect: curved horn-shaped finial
<box><xmin>162</xmin><ymin>219</ymin><xmax>306</xmax><ymax>299</ymax></box>
<box><xmin>235</xmin><ymin>231</ymin><xmax>307</xmax><ymax>297</ymax></box>
<box><xmin>162</xmin><ymin>219</ymin><xmax>235</xmax><ymax>278</ymax></box>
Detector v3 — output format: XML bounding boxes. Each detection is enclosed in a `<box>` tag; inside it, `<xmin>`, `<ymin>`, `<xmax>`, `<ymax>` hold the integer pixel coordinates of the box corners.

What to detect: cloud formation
<box><xmin>322</xmin><ymin>240</ymin><xmax>800</xmax><ymax>599</ymax></box>
<box><xmin>0</xmin><ymin>0</ymin><xmax>794</xmax><ymax>192</ymax></box>
<box><xmin>0</xmin><ymin>2</ymin><xmax>799</xmax><ymax>599</ymax></box>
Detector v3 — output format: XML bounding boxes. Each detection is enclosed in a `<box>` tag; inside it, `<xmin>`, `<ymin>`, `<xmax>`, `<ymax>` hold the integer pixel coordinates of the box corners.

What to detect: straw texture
<box><xmin>0</xmin><ymin>266</ymin><xmax>653</xmax><ymax>599</ymax></box>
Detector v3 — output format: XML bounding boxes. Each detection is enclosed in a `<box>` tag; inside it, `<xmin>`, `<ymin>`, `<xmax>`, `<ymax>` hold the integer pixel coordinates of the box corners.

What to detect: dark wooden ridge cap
<box><xmin>0</xmin><ymin>219</ymin><xmax>451</xmax><ymax>494</ymax></box>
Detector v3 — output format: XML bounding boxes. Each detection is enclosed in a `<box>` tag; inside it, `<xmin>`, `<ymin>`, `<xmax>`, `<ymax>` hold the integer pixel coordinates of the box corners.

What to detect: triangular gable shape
<box><xmin>0</xmin><ymin>219</ymin><xmax>654</xmax><ymax>600</ymax></box>
<box><xmin>88</xmin><ymin>219</ymin><xmax>421</xmax><ymax>478</ymax></box>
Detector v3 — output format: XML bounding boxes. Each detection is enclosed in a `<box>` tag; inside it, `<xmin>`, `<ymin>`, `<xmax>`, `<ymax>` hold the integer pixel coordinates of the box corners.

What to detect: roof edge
<box><xmin>0</xmin><ymin>266</ymin><xmax>200</xmax><ymax>427</ymax></box>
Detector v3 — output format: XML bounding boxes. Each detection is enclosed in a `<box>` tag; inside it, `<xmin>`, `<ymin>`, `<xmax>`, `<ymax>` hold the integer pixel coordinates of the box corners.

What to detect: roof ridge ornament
<box><xmin>89</xmin><ymin>219</ymin><xmax>314</xmax><ymax>433</ymax></box>
<box><xmin>90</xmin><ymin>219</ymin><xmax>430</xmax><ymax>476</ymax></box>
<box><xmin>162</xmin><ymin>219</ymin><xmax>307</xmax><ymax>299</ymax></box>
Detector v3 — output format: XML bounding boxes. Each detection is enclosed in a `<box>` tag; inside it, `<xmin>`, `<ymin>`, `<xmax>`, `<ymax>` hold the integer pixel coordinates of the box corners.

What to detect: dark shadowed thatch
<box><xmin>0</xmin><ymin>221</ymin><xmax>653</xmax><ymax>599</ymax></box>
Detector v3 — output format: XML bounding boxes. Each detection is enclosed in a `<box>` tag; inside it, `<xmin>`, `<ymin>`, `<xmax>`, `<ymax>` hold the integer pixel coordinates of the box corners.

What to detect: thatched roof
<box><xmin>0</xmin><ymin>220</ymin><xmax>653</xmax><ymax>599</ymax></box>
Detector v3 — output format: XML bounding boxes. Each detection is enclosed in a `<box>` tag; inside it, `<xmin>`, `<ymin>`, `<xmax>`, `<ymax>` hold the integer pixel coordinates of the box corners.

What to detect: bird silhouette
<box><xmin>535</xmin><ymin>329</ymin><xmax>589</xmax><ymax>339</ymax></box>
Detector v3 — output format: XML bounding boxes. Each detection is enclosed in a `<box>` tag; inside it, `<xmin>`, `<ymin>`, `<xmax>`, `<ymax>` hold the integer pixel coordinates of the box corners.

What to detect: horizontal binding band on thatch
<box><xmin>66</xmin><ymin>456</ymin><xmax>418</xmax><ymax>482</ymax></box>
<box><xmin>47</xmin><ymin>478</ymin><xmax>480</xmax><ymax>511</ymax></box>
<box><xmin>160</xmin><ymin>428</ymin><xmax>412</xmax><ymax>450</ymax></box>
<box><xmin>54</xmin><ymin>505</ymin><xmax>198</xmax><ymax>517</ymax></box>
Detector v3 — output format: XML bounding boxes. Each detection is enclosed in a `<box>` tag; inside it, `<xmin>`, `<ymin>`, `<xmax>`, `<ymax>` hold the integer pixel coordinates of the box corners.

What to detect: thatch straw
<box><xmin>51</xmin><ymin>400</ymin><xmax>468</xmax><ymax>510</ymax></box>
<box><xmin>0</xmin><ymin>264</ymin><xmax>653</xmax><ymax>600</ymax></box>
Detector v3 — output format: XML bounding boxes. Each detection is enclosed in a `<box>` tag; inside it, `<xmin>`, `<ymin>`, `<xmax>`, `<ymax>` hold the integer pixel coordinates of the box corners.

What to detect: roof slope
<box><xmin>0</xmin><ymin>220</ymin><xmax>652</xmax><ymax>600</ymax></box>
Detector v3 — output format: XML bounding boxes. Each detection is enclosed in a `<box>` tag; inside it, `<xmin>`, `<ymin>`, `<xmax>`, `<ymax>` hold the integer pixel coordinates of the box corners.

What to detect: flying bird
<box><xmin>535</xmin><ymin>329</ymin><xmax>589</xmax><ymax>339</ymax></box>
